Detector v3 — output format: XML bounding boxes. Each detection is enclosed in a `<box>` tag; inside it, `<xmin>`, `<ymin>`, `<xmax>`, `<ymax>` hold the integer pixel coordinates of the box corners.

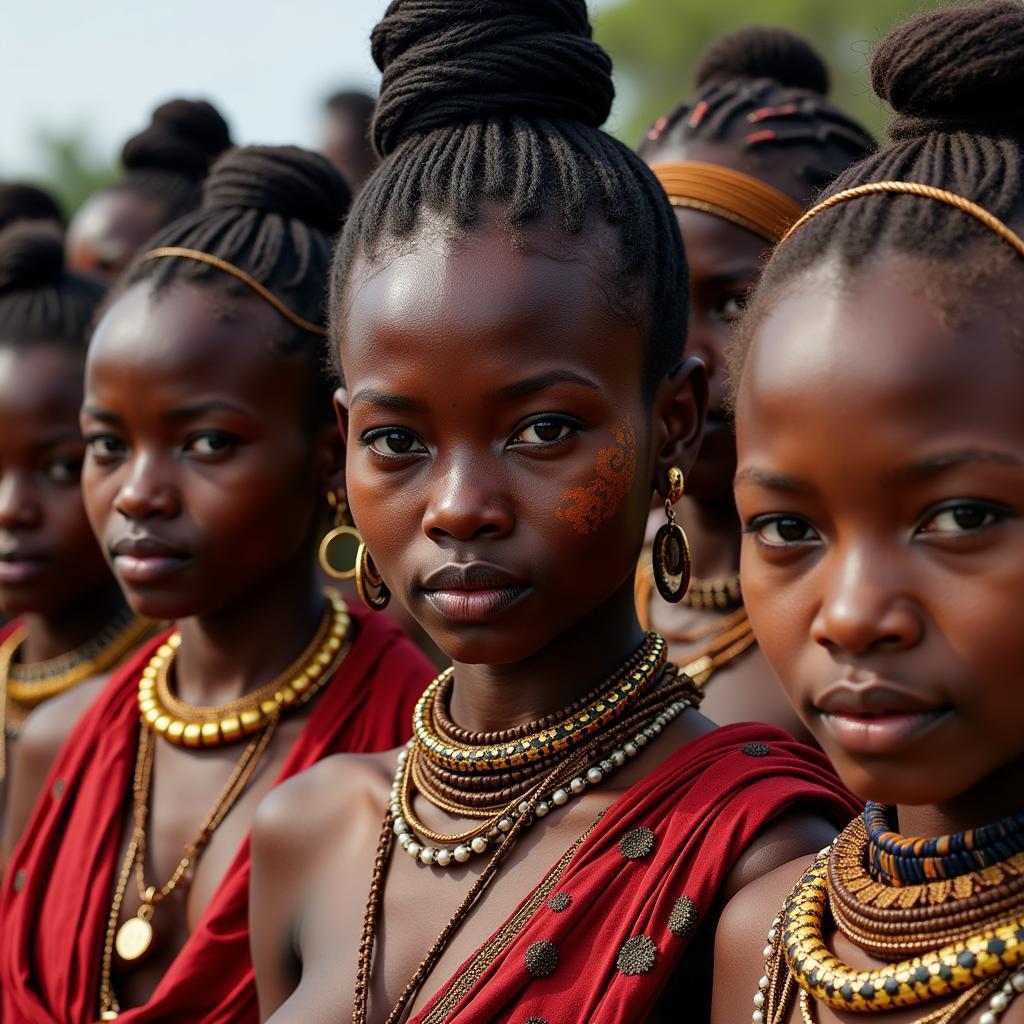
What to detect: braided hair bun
<box><xmin>201</xmin><ymin>145</ymin><xmax>351</xmax><ymax>236</ymax></box>
<box><xmin>370</xmin><ymin>0</ymin><xmax>615</xmax><ymax>157</ymax></box>
<box><xmin>121</xmin><ymin>98</ymin><xmax>232</xmax><ymax>177</ymax></box>
<box><xmin>0</xmin><ymin>223</ymin><xmax>105</xmax><ymax>344</ymax></box>
<box><xmin>872</xmin><ymin>0</ymin><xmax>1024</xmax><ymax>142</ymax></box>
<box><xmin>0</xmin><ymin>183</ymin><xmax>65</xmax><ymax>233</ymax></box>
<box><xmin>695</xmin><ymin>26</ymin><xmax>830</xmax><ymax>95</ymax></box>
<box><xmin>0</xmin><ymin>223</ymin><xmax>64</xmax><ymax>296</ymax></box>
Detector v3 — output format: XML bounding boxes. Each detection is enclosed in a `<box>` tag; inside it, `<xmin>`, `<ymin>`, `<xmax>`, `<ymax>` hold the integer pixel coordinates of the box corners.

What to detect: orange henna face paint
<box><xmin>555</xmin><ymin>418</ymin><xmax>637</xmax><ymax>535</ymax></box>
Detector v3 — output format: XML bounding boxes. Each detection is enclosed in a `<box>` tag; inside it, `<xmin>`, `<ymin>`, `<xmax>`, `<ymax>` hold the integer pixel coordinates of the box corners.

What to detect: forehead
<box><xmin>86</xmin><ymin>281</ymin><xmax>302</xmax><ymax>404</ymax></box>
<box><xmin>0</xmin><ymin>343</ymin><xmax>82</xmax><ymax>415</ymax></box>
<box><xmin>340</xmin><ymin>214</ymin><xmax>647</xmax><ymax>394</ymax></box>
<box><xmin>736</xmin><ymin>257</ymin><xmax>1024</xmax><ymax>471</ymax></box>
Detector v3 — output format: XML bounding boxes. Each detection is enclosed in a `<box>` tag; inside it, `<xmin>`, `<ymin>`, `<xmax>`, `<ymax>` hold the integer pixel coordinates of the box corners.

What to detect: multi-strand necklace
<box><xmin>635</xmin><ymin>557</ymin><xmax>755</xmax><ymax>688</ymax></box>
<box><xmin>754</xmin><ymin>803</ymin><xmax>1024</xmax><ymax>1024</ymax></box>
<box><xmin>353</xmin><ymin>632</ymin><xmax>701</xmax><ymax>1024</ymax></box>
<box><xmin>98</xmin><ymin>592</ymin><xmax>352</xmax><ymax>1021</ymax></box>
<box><xmin>0</xmin><ymin>606</ymin><xmax>156</xmax><ymax>781</ymax></box>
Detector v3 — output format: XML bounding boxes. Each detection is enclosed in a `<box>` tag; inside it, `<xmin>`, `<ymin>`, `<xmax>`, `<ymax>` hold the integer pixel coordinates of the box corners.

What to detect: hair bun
<box><xmin>0</xmin><ymin>223</ymin><xmax>65</xmax><ymax>296</ymax></box>
<box><xmin>370</xmin><ymin>0</ymin><xmax>615</xmax><ymax>158</ymax></box>
<box><xmin>0</xmin><ymin>183</ymin><xmax>64</xmax><ymax>233</ymax></box>
<box><xmin>872</xmin><ymin>0</ymin><xmax>1024</xmax><ymax>142</ymax></box>
<box><xmin>695</xmin><ymin>27</ymin><xmax>830</xmax><ymax>94</ymax></box>
<box><xmin>121</xmin><ymin>98</ymin><xmax>233</xmax><ymax>177</ymax></box>
<box><xmin>200</xmin><ymin>145</ymin><xmax>351</xmax><ymax>236</ymax></box>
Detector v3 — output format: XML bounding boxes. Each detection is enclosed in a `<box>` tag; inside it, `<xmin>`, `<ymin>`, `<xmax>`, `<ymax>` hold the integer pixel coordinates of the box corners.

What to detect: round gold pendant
<box><xmin>115</xmin><ymin>915</ymin><xmax>153</xmax><ymax>961</ymax></box>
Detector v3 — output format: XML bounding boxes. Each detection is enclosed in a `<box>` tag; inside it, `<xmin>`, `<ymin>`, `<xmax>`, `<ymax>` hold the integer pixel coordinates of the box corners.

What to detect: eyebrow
<box><xmin>488</xmin><ymin>370</ymin><xmax>601</xmax><ymax>404</ymax></box>
<box><xmin>884</xmin><ymin>448</ymin><xmax>1024</xmax><ymax>485</ymax></box>
<box><xmin>35</xmin><ymin>432</ymin><xmax>84</xmax><ymax>450</ymax></box>
<box><xmin>733</xmin><ymin>467</ymin><xmax>816</xmax><ymax>494</ymax></box>
<box><xmin>698</xmin><ymin>268</ymin><xmax>759</xmax><ymax>290</ymax></box>
<box><xmin>80</xmin><ymin>400</ymin><xmax>252</xmax><ymax>424</ymax></box>
<box><xmin>348</xmin><ymin>389</ymin><xmax>428</xmax><ymax>413</ymax></box>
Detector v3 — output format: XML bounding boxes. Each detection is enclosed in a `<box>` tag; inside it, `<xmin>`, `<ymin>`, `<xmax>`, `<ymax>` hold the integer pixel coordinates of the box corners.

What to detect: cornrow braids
<box><xmin>743</xmin><ymin>0</ymin><xmax>1024</xmax><ymax>327</ymax></box>
<box><xmin>329</xmin><ymin>0</ymin><xmax>688</xmax><ymax>401</ymax></box>
<box><xmin>118</xmin><ymin>145</ymin><xmax>351</xmax><ymax>426</ymax></box>
<box><xmin>0</xmin><ymin>224</ymin><xmax>105</xmax><ymax>349</ymax></box>
<box><xmin>640</xmin><ymin>27</ymin><xmax>874</xmax><ymax>195</ymax></box>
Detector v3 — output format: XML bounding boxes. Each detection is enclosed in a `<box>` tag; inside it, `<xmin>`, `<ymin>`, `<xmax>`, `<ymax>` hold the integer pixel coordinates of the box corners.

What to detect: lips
<box><xmin>815</xmin><ymin>677</ymin><xmax>952</xmax><ymax>756</ymax></box>
<box><xmin>110</xmin><ymin>535</ymin><xmax>191</xmax><ymax>585</ymax></box>
<box><xmin>420</xmin><ymin>562</ymin><xmax>531</xmax><ymax>624</ymax></box>
<box><xmin>0</xmin><ymin>549</ymin><xmax>49</xmax><ymax>584</ymax></box>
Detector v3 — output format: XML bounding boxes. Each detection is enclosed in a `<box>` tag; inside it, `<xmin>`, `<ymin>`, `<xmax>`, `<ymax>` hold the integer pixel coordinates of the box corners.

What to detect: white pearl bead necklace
<box><xmin>389</xmin><ymin>699</ymin><xmax>691</xmax><ymax>869</ymax></box>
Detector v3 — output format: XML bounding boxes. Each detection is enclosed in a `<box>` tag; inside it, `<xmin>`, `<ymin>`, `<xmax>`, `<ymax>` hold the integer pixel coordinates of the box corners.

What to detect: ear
<box><xmin>650</xmin><ymin>355</ymin><xmax>708</xmax><ymax>500</ymax></box>
<box><xmin>310</xmin><ymin>387</ymin><xmax>348</xmax><ymax>498</ymax></box>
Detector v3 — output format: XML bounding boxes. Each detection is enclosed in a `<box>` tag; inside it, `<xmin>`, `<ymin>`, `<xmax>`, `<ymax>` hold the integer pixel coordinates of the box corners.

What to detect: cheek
<box><xmin>554</xmin><ymin>418</ymin><xmax>638</xmax><ymax>536</ymax></box>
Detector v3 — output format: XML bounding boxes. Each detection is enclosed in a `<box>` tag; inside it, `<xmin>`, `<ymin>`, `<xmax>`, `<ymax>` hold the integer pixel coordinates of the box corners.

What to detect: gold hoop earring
<box><xmin>355</xmin><ymin>543</ymin><xmax>391</xmax><ymax>611</ymax></box>
<box><xmin>318</xmin><ymin>489</ymin><xmax>362</xmax><ymax>581</ymax></box>
<box><xmin>651</xmin><ymin>466</ymin><xmax>691</xmax><ymax>603</ymax></box>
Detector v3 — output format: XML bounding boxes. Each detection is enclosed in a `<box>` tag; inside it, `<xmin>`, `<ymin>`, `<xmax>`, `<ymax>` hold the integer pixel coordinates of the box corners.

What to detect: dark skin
<box><xmin>322</xmin><ymin>108</ymin><xmax>378</xmax><ymax>193</ymax></box>
<box><xmin>250</xmin><ymin>208</ymin><xmax>838</xmax><ymax>1023</ymax></box>
<box><xmin>713</xmin><ymin>252</ymin><xmax>1024</xmax><ymax>1024</ymax></box>
<box><xmin>66</xmin><ymin>188</ymin><xmax>168</xmax><ymax>283</ymax></box>
<box><xmin>641</xmin><ymin>138</ymin><xmax>810</xmax><ymax>740</ymax></box>
<box><xmin>11</xmin><ymin>279</ymin><xmax>346</xmax><ymax>1010</ymax></box>
<box><xmin>0</xmin><ymin>341</ymin><xmax>127</xmax><ymax>857</ymax></box>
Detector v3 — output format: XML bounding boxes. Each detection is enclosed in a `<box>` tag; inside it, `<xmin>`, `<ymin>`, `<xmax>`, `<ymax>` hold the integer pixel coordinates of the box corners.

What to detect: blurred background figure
<box><xmin>0</xmin><ymin>184</ymin><xmax>64</xmax><ymax>236</ymax></box>
<box><xmin>320</xmin><ymin>89</ymin><xmax>379</xmax><ymax>193</ymax></box>
<box><xmin>65</xmin><ymin>98</ymin><xmax>231</xmax><ymax>282</ymax></box>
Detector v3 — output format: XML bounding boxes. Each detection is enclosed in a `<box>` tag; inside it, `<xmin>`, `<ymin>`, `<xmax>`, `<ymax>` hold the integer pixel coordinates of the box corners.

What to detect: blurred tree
<box><xmin>593</xmin><ymin>0</ymin><xmax>949</xmax><ymax>146</ymax></box>
<box><xmin>30</xmin><ymin>128</ymin><xmax>117</xmax><ymax>218</ymax></box>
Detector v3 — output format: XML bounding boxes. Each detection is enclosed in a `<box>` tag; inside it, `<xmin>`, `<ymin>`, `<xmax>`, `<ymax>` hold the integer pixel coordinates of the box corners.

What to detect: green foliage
<box><xmin>26</xmin><ymin>129</ymin><xmax>117</xmax><ymax>219</ymax></box>
<box><xmin>592</xmin><ymin>0</ymin><xmax>950</xmax><ymax>146</ymax></box>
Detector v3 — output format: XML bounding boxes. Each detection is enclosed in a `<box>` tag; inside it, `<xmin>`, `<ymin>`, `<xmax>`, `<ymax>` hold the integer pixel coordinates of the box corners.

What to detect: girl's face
<box><xmin>82</xmin><ymin>281</ymin><xmax>339</xmax><ymax>622</ymax></box>
<box><xmin>338</xmin><ymin>214</ymin><xmax>704</xmax><ymax>666</ymax></box>
<box><xmin>734</xmin><ymin>253</ymin><xmax>1024</xmax><ymax>805</ymax></box>
<box><xmin>0</xmin><ymin>343</ymin><xmax>111</xmax><ymax>616</ymax></box>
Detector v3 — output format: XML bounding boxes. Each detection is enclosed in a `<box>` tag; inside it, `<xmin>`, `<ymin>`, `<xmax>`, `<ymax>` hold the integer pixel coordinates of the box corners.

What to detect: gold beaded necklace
<box><xmin>97</xmin><ymin>592</ymin><xmax>353</xmax><ymax>1019</ymax></box>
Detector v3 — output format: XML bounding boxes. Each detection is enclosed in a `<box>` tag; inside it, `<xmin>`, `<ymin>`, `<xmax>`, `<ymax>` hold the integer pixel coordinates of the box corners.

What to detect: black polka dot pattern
<box><xmin>741</xmin><ymin>742</ymin><xmax>771</xmax><ymax>758</ymax></box>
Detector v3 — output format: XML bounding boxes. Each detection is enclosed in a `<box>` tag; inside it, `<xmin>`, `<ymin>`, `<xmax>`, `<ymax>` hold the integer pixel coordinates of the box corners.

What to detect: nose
<box><xmin>810</xmin><ymin>543</ymin><xmax>923</xmax><ymax>657</ymax></box>
<box><xmin>0</xmin><ymin>471</ymin><xmax>42</xmax><ymax>531</ymax></box>
<box><xmin>422</xmin><ymin>457</ymin><xmax>514</xmax><ymax>544</ymax></box>
<box><xmin>113</xmin><ymin>453</ymin><xmax>180</xmax><ymax>522</ymax></box>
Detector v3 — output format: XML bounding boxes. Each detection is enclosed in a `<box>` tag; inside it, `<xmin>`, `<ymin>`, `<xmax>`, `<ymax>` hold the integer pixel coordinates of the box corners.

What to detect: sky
<box><xmin>3</xmin><ymin>0</ymin><xmax>617</xmax><ymax>180</ymax></box>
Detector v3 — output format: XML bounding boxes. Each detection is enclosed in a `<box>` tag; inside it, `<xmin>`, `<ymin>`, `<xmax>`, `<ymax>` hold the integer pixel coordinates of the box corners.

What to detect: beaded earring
<box><xmin>652</xmin><ymin>467</ymin><xmax>691</xmax><ymax>603</ymax></box>
<box><xmin>318</xmin><ymin>489</ymin><xmax>362</xmax><ymax>581</ymax></box>
<box><xmin>355</xmin><ymin>543</ymin><xmax>391</xmax><ymax>611</ymax></box>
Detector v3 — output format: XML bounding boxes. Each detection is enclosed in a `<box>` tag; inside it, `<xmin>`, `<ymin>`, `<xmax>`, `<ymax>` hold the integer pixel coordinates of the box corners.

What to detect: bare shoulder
<box><xmin>252</xmin><ymin>748</ymin><xmax>396</xmax><ymax>866</ymax></box>
<box><xmin>712</xmin><ymin>854</ymin><xmax>818</xmax><ymax>1024</ymax></box>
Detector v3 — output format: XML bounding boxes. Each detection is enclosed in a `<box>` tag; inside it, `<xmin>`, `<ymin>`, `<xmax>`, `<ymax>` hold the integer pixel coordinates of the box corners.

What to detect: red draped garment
<box><xmin>0</xmin><ymin>601</ymin><xmax>433</xmax><ymax>1024</ymax></box>
<box><xmin>409</xmin><ymin>724</ymin><xmax>858</xmax><ymax>1024</ymax></box>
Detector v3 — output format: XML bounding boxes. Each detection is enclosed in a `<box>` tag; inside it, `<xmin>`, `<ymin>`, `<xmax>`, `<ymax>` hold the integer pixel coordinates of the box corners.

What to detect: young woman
<box><xmin>711</xmin><ymin>4</ymin><xmax>1024</xmax><ymax>1024</ymax></box>
<box><xmin>249</xmin><ymin>3</ymin><xmax>860</xmax><ymax>1022</ymax></box>
<box><xmin>0</xmin><ymin>182</ymin><xmax>64</xmax><ymax>234</ymax></box>
<box><xmin>66</xmin><ymin>98</ymin><xmax>231</xmax><ymax>283</ymax></box>
<box><xmin>0</xmin><ymin>145</ymin><xmax>434</xmax><ymax>1023</ymax></box>
<box><xmin>0</xmin><ymin>224</ymin><xmax>154</xmax><ymax>842</ymax></box>
<box><xmin>635</xmin><ymin>28</ymin><xmax>873</xmax><ymax>736</ymax></box>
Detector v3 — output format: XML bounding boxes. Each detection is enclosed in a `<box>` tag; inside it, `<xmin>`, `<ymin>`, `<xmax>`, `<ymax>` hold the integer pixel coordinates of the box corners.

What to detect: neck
<box><xmin>173</xmin><ymin>561</ymin><xmax>326</xmax><ymax>707</ymax></box>
<box><xmin>895</xmin><ymin>754</ymin><xmax>1024</xmax><ymax>837</ymax></box>
<box><xmin>674</xmin><ymin>491</ymin><xmax>741</xmax><ymax>580</ymax></box>
<box><xmin>447</xmin><ymin>578</ymin><xmax>647</xmax><ymax>734</ymax></box>
<box><xmin>18</xmin><ymin>581</ymin><xmax>129</xmax><ymax>664</ymax></box>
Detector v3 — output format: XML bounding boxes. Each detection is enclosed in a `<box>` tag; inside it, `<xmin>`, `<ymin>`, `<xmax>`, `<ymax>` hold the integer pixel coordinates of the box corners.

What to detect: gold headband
<box><xmin>651</xmin><ymin>161</ymin><xmax>803</xmax><ymax>244</ymax></box>
<box><xmin>779</xmin><ymin>181</ymin><xmax>1024</xmax><ymax>260</ymax></box>
<box><xmin>139</xmin><ymin>246</ymin><xmax>327</xmax><ymax>337</ymax></box>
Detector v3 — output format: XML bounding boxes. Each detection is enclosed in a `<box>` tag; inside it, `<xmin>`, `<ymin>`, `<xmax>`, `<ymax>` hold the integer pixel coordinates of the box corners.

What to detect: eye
<box><xmin>364</xmin><ymin>428</ymin><xmax>427</xmax><ymax>457</ymax></box>
<box><xmin>713</xmin><ymin>292</ymin><xmax>748</xmax><ymax>324</ymax></box>
<box><xmin>45</xmin><ymin>456</ymin><xmax>84</xmax><ymax>484</ymax></box>
<box><xmin>86</xmin><ymin>435</ymin><xmax>127</xmax><ymax>463</ymax></box>
<box><xmin>184</xmin><ymin>432</ymin><xmax>238</xmax><ymax>457</ymax></box>
<box><xmin>748</xmin><ymin>514</ymin><xmax>821</xmax><ymax>546</ymax></box>
<box><xmin>917</xmin><ymin>502</ymin><xmax>1006</xmax><ymax>536</ymax></box>
<box><xmin>510</xmin><ymin>417</ymin><xmax>578</xmax><ymax>446</ymax></box>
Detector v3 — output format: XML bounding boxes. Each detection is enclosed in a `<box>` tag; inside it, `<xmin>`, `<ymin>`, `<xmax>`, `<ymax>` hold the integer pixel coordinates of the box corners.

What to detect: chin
<box><xmin>830</xmin><ymin>756</ymin><xmax>970</xmax><ymax>810</ymax></box>
<box><xmin>425</xmin><ymin>624</ymin><xmax>548</xmax><ymax>668</ymax></box>
<box><xmin>117</xmin><ymin>585</ymin><xmax>209</xmax><ymax>624</ymax></box>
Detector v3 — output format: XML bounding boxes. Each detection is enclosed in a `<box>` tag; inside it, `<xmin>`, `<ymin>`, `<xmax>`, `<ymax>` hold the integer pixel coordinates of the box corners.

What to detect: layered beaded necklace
<box><xmin>753</xmin><ymin>804</ymin><xmax>1024</xmax><ymax>1024</ymax></box>
<box><xmin>354</xmin><ymin>632</ymin><xmax>700</xmax><ymax>1023</ymax></box>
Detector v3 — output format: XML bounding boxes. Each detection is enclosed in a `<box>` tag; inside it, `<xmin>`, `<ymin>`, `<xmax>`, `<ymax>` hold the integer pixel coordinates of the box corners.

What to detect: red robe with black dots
<box><xmin>408</xmin><ymin>724</ymin><xmax>859</xmax><ymax>1024</ymax></box>
<box><xmin>0</xmin><ymin>600</ymin><xmax>433</xmax><ymax>1024</ymax></box>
